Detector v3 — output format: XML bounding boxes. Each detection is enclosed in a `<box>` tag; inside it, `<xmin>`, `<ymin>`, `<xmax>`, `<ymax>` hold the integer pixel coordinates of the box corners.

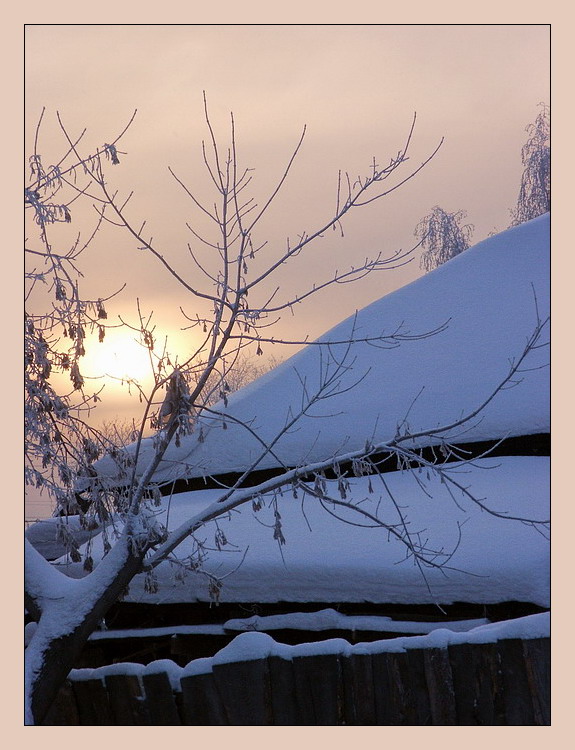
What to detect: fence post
<box><xmin>496</xmin><ymin>639</ymin><xmax>535</xmax><ymax>725</ymax></box>
<box><xmin>449</xmin><ymin>642</ymin><xmax>484</xmax><ymax>724</ymax></box>
<box><xmin>292</xmin><ymin>653</ymin><xmax>343</xmax><ymax>725</ymax></box>
<box><xmin>380</xmin><ymin>651</ymin><xmax>416</xmax><ymax>724</ymax></box>
<box><xmin>142</xmin><ymin>672</ymin><xmax>182</xmax><ymax>725</ymax></box>
<box><xmin>40</xmin><ymin>680</ymin><xmax>80</xmax><ymax>725</ymax></box>
<box><xmin>423</xmin><ymin>648</ymin><xmax>456</xmax><ymax>725</ymax></box>
<box><xmin>105</xmin><ymin>673</ymin><xmax>149</xmax><ymax>725</ymax></box>
<box><xmin>522</xmin><ymin>638</ymin><xmax>551</xmax><ymax>725</ymax></box>
<box><xmin>180</xmin><ymin>671</ymin><xmax>228</xmax><ymax>725</ymax></box>
<box><xmin>342</xmin><ymin>653</ymin><xmax>376</xmax><ymax>725</ymax></box>
<box><xmin>211</xmin><ymin>658</ymin><xmax>273</xmax><ymax>725</ymax></box>
<box><xmin>371</xmin><ymin>651</ymin><xmax>398</xmax><ymax>724</ymax></box>
<box><xmin>268</xmin><ymin>656</ymin><xmax>299</xmax><ymax>725</ymax></box>
<box><xmin>71</xmin><ymin>678</ymin><xmax>114</xmax><ymax>725</ymax></box>
<box><xmin>406</xmin><ymin>648</ymin><xmax>432</xmax><ymax>724</ymax></box>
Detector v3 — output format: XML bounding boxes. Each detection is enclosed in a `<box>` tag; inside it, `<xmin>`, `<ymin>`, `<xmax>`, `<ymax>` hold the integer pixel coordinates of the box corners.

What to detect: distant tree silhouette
<box><xmin>416</xmin><ymin>206</ymin><xmax>474</xmax><ymax>271</ymax></box>
<box><xmin>511</xmin><ymin>103</ymin><xmax>550</xmax><ymax>226</ymax></box>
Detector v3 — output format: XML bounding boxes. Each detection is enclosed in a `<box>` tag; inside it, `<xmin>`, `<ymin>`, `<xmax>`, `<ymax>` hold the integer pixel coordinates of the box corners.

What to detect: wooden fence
<box><xmin>43</xmin><ymin>636</ymin><xmax>550</xmax><ymax>726</ymax></box>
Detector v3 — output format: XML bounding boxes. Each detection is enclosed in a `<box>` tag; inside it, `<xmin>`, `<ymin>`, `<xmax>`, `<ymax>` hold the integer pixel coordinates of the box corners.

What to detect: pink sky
<box><xmin>25</xmin><ymin>24</ymin><xmax>549</xmax><ymax>520</ymax></box>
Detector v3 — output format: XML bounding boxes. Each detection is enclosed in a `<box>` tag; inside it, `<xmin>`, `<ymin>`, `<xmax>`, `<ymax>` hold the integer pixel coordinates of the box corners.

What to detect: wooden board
<box><xmin>522</xmin><ymin>637</ymin><xmax>551</xmax><ymax>725</ymax></box>
<box><xmin>423</xmin><ymin>648</ymin><xmax>456</xmax><ymax>725</ymax></box>
<box><xmin>71</xmin><ymin>678</ymin><xmax>114</xmax><ymax>725</ymax></box>
<box><xmin>212</xmin><ymin>658</ymin><xmax>272</xmax><ymax>725</ymax></box>
<box><xmin>292</xmin><ymin>653</ymin><xmax>343</xmax><ymax>725</ymax></box>
<box><xmin>142</xmin><ymin>672</ymin><xmax>181</xmax><ymax>725</ymax></box>
<box><xmin>268</xmin><ymin>656</ymin><xmax>299</xmax><ymax>725</ymax></box>
<box><xmin>180</xmin><ymin>672</ymin><xmax>228</xmax><ymax>725</ymax></box>
<box><xmin>105</xmin><ymin>673</ymin><xmax>149</xmax><ymax>725</ymax></box>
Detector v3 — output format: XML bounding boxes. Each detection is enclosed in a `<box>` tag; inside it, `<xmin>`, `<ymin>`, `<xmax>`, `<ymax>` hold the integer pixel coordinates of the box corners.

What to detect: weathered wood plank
<box><xmin>371</xmin><ymin>651</ymin><xmax>397</xmax><ymax>725</ymax></box>
<box><xmin>105</xmin><ymin>673</ymin><xmax>149</xmax><ymax>725</ymax></box>
<box><xmin>71</xmin><ymin>678</ymin><xmax>114</xmax><ymax>725</ymax></box>
<box><xmin>41</xmin><ymin>680</ymin><xmax>80</xmax><ymax>725</ymax></box>
<box><xmin>450</xmin><ymin>641</ymin><xmax>505</xmax><ymax>725</ymax></box>
<box><xmin>522</xmin><ymin>637</ymin><xmax>550</xmax><ymax>725</ymax></box>
<box><xmin>212</xmin><ymin>658</ymin><xmax>272</xmax><ymax>725</ymax></box>
<box><xmin>180</xmin><ymin>672</ymin><xmax>228</xmax><ymax>725</ymax></box>
<box><xmin>483</xmin><ymin>641</ymin><xmax>506</xmax><ymax>725</ymax></box>
<box><xmin>268</xmin><ymin>656</ymin><xmax>299</xmax><ymax>725</ymax></box>
<box><xmin>406</xmin><ymin>648</ymin><xmax>432</xmax><ymax>724</ymax></box>
<box><xmin>292</xmin><ymin>653</ymin><xmax>343</xmax><ymax>725</ymax></box>
<box><xmin>377</xmin><ymin>651</ymin><xmax>416</xmax><ymax>724</ymax></box>
<box><xmin>342</xmin><ymin>653</ymin><xmax>376</xmax><ymax>725</ymax></box>
<box><xmin>448</xmin><ymin>642</ymin><xmax>486</xmax><ymax>724</ymax></box>
<box><xmin>496</xmin><ymin>639</ymin><xmax>535</xmax><ymax>725</ymax></box>
<box><xmin>142</xmin><ymin>672</ymin><xmax>182</xmax><ymax>725</ymax></box>
<box><xmin>423</xmin><ymin>648</ymin><xmax>456</xmax><ymax>725</ymax></box>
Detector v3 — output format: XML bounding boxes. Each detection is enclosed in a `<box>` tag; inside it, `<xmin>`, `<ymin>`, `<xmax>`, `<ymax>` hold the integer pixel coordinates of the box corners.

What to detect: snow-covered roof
<box><xmin>61</xmin><ymin>456</ymin><xmax>550</xmax><ymax>607</ymax></box>
<box><xmin>25</xmin><ymin>516</ymin><xmax>103</xmax><ymax>561</ymax></box>
<box><xmin>88</xmin><ymin>214</ymin><xmax>549</xmax><ymax>489</ymax></box>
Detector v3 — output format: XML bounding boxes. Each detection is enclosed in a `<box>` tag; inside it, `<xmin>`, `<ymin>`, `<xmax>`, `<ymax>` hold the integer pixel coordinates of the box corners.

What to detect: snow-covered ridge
<box><xmin>68</xmin><ymin>612</ymin><xmax>550</xmax><ymax>686</ymax></box>
<box><xmin>83</xmin><ymin>610</ymin><xmax>490</xmax><ymax>642</ymax></box>
<box><xmin>222</xmin><ymin>609</ymin><xmax>490</xmax><ymax>634</ymax></box>
<box><xmin>86</xmin><ymin>214</ymin><xmax>549</xmax><ymax>488</ymax></box>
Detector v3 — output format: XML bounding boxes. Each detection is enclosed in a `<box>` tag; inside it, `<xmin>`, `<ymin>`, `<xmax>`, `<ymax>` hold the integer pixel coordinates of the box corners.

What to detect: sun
<box><xmin>82</xmin><ymin>329</ymin><xmax>154</xmax><ymax>385</ymax></box>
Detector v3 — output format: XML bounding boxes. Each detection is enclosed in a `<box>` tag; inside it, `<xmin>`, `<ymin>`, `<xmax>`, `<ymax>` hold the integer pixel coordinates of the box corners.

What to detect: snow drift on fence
<box><xmin>68</xmin><ymin>611</ymin><xmax>550</xmax><ymax>685</ymax></box>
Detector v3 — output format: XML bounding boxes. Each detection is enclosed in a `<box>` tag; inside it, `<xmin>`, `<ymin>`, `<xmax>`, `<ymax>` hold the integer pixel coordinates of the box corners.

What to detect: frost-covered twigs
<box><xmin>87</xmin><ymin>96</ymin><xmax>443</xmax><ymax>421</ymax></box>
<box><xmin>511</xmin><ymin>103</ymin><xmax>550</xmax><ymax>226</ymax></box>
<box><xmin>416</xmin><ymin>206</ymin><xmax>474</xmax><ymax>271</ymax></box>
<box><xmin>25</xmin><ymin>101</ymin><xmax>448</xmax><ymax>723</ymax></box>
<box><xmin>25</xmin><ymin>109</ymin><xmax>139</xmax><ymax>533</ymax></box>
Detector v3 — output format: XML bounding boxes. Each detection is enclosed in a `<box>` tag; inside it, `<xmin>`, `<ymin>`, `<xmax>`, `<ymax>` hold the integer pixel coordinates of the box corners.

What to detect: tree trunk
<box><xmin>26</xmin><ymin>548</ymin><xmax>145</xmax><ymax>725</ymax></box>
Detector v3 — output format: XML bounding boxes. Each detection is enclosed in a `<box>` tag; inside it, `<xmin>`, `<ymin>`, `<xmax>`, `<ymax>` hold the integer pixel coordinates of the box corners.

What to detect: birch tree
<box><xmin>511</xmin><ymin>103</ymin><xmax>550</xmax><ymax>226</ymax></box>
<box><xmin>416</xmin><ymin>206</ymin><xmax>474</xmax><ymax>271</ymax></box>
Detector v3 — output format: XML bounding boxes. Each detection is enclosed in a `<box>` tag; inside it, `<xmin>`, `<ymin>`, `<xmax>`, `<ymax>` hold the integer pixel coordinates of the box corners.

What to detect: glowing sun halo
<box><xmin>82</xmin><ymin>331</ymin><xmax>153</xmax><ymax>384</ymax></box>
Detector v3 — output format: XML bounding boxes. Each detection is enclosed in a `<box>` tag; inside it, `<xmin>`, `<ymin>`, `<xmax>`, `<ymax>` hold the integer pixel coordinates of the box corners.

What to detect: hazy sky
<box><xmin>25</xmin><ymin>24</ymin><xmax>549</xmax><ymax>517</ymax></box>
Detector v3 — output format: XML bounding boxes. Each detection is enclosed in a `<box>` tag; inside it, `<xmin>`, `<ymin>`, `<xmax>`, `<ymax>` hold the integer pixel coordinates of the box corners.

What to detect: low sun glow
<box><xmin>82</xmin><ymin>330</ymin><xmax>154</xmax><ymax>385</ymax></box>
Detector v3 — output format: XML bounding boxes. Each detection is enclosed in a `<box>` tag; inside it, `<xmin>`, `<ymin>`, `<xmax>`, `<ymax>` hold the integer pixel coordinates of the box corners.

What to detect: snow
<box><xmin>84</xmin><ymin>214</ymin><xmax>549</xmax><ymax>489</ymax></box>
<box><xmin>69</xmin><ymin>658</ymin><xmax>185</xmax><ymax>691</ymax></box>
<box><xmin>57</xmin><ymin>219</ymin><xmax>550</xmax><ymax>608</ymax></box>
<box><xmin>222</xmin><ymin>609</ymin><xmax>490</xmax><ymax>634</ymax></box>
<box><xmin>26</xmin><ymin>515</ymin><xmax>103</xmax><ymax>560</ymax></box>
<box><xmin>25</xmin><ymin>538</ymin><xmax>79</xmax><ymax>605</ymax></box>
<box><xmin>183</xmin><ymin>611</ymin><xmax>551</xmax><ymax>666</ymax></box>
<box><xmin>24</xmin><ymin>622</ymin><xmax>38</xmax><ymax>647</ymax></box>
<box><xmin>82</xmin><ymin>610</ymin><xmax>489</xmax><ymax>644</ymax></box>
<box><xmin>27</xmin><ymin>219</ymin><xmax>549</xmax><ymax>723</ymax></box>
<box><xmin>88</xmin><ymin>623</ymin><xmax>226</xmax><ymax>640</ymax></box>
<box><xmin>62</xmin><ymin>456</ymin><xmax>549</xmax><ymax>607</ymax></box>
<box><xmin>67</xmin><ymin>612</ymin><xmax>550</xmax><ymax>683</ymax></box>
<box><xmin>180</xmin><ymin>657</ymin><xmax>215</xmax><ymax>679</ymax></box>
<box><xmin>25</xmin><ymin>527</ymin><xmax>136</xmax><ymax>723</ymax></box>
<box><xmin>144</xmin><ymin>660</ymin><xmax>186</xmax><ymax>690</ymax></box>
